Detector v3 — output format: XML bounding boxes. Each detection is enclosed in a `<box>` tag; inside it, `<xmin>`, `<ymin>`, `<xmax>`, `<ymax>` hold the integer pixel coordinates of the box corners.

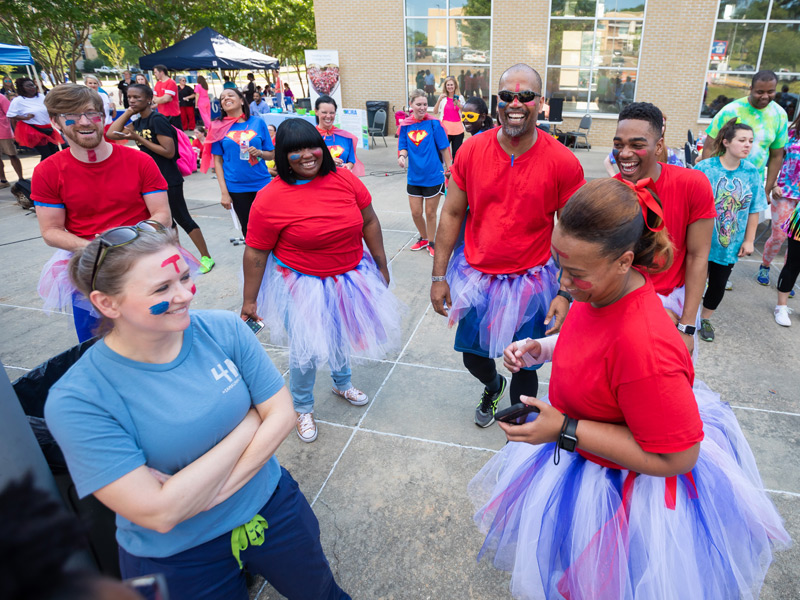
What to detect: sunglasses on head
<box><xmin>461</xmin><ymin>111</ymin><xmax>482</xmax><ymax>123</ymax></box>
<box><xmin>91</xmin><ymin>220</ymin><xmax>167</xmax><ymax>291</ymax></box>
<box><xmin>497</xmin><ymin>90</ymin><xmax>541</xmax><ymax>104</ymax></box>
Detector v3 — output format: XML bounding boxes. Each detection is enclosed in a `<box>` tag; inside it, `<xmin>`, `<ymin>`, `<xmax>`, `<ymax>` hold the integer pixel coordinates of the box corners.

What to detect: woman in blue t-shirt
<box><xmin>46</xmin><ymin>223</ymin><xmax>350</xmax><ymax>600</ymax></box>
<box><xmin>695</xmin><ymin>118</ymin><xmax>767</xmax><ymax>342</ymax></box>
<box><xmin>210</xmin><ymin>88</ymin><xmax>274</xmax><ymax>236</ymax></box>
<box><xmin>398</xmin><ymin>89</ymin><xmax>452</xmax><ymax>258</ymax></box>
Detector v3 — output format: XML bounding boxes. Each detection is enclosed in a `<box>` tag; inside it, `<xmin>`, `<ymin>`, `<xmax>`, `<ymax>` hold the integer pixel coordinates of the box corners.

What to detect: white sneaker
<box><xmin>332</xmin><ymin>386</ymin><xmax>369</xmax><ymax>406</ymax></box>
<box><xmin>725</xmin><ymin>279</ymin><xmax>733</xmax><ymax>291</ymax></box>
<box><xmin>774</xmin><ymin>305</ymin><xmax>793</xmax><ymax>327</ymax></box>
<box><xmin>295</xmin><ymin>412</ymin><xmax>318</xmax><ymax>442</ymax></box>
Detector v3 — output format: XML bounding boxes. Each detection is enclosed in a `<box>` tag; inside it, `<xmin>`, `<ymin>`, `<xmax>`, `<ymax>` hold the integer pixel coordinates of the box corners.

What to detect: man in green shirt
<box><xmin>702</xmin><ymin>70</ymin><xmax>788</xmax><ymax>198</ymax></box>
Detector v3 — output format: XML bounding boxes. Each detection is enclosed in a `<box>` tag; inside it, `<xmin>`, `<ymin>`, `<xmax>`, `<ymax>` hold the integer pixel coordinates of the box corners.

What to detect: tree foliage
<box><xmin>0</xmin><ymin>0</ymin><xmax>104</xmax><ymax>85</ymax></box>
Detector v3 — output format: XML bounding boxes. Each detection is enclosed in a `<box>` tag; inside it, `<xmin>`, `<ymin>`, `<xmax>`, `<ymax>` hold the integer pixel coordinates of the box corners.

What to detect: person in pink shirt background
<box><xmin>433</xmin><ymin>76</ymin><xmax>466</xmax><ymax>157</ymax></box>
<box><xmin>0</xmin><ymin>92</ymin><xmax>24</xmax><ymax>187</ymax></box>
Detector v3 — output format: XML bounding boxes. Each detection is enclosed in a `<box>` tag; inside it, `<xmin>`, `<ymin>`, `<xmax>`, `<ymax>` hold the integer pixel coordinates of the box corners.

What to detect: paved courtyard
<box><xmin>1</xmin><ymin>138</ymin><xmax>798</xmax><ymax>599</ymax></box>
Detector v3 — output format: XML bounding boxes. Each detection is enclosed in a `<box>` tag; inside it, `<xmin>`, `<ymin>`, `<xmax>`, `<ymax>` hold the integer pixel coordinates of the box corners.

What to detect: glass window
<box><xmin>548</xmin><ymin>20</ymin><xmax>595</xmax><ymax>66</ymax></box>
<box><xmin>405</xmin><ymin>0</ymin><xmax>491</xmax><ymax>104</ymax></box>
<box><xmin>450</xmin><ymin>18</ymin><xmax>491</xmax><ymax>64</ymax></box>
<box><xmin>761</xmin><ymin>23</ymin><xmax>800</xmax><ymax>72</ymax></box>
<box><xmin>717</xmin><ymin>0</ymin><xmax>770</xmax><ymax>20</ymax></box>
<box><xmin>702</xmin><ymin>1</ymin><xmax>800</xmax><ymax>119</ymax></box>
<box><xmin>551</xmin><ymin>0</ymin><xmax>597</xmax><ymax>18</ymax></box>
<box><xmin>547</xmin><ymin>2</ymin><xmax>645</xmax><ymax>114</ymax></box>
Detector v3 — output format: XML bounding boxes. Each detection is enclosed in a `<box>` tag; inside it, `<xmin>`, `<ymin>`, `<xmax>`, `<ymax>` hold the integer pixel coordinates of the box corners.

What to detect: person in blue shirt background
<box><xmin>695</xmin><ymin>118</ymin><xmax>767</xmax><ymax>342</ymax></box>
<box><xmin>46</xmin><ymin>226</ymin><xmax>351</xmax><ymax>600</ymax></box>
<box><xmin>398</xmin><ymin>89</ymin><xmax>452</xmax><ymax>258</ymax></box>
<box><xmin>211</xmin><ymin>89</ymin><xmax>274</xmax><ymax>236</ymax></box>
<box><xmin>314</xmin><ymin>94</ymin><xmax>365</xmax><ymax>176</ymax></box>
<box><xmin>249</xmin><ymin>91</ymin><xmax>271</xmax><ymax>117</ymax></box>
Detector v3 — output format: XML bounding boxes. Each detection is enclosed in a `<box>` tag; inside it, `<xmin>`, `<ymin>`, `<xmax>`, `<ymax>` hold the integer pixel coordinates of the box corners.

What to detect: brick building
<box><xmin>314</xmin><ymin>0</ymin><xmax>800</xmax><ymax>148</ymax></box>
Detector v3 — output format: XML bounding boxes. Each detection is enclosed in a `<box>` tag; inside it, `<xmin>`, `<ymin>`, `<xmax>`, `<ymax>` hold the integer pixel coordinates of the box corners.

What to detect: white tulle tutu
<box><xmin>38</xmin><ymin>247</ymin><xmax>202</xmax><ymax>315</ymax></box>
<box><xmin>468</xmin><ymin>382</ymin><xmax>790</xmax><ymax>600</ymax></box>
<box><xmin>257</xmin><ymin>249</ymin><xmax>403</xmax><ymax>372</ymax></box>
<box><xmin>656</xmin><ymin>284</ymin><xmax>701</xmax><ymax>362</ymax></box>
<box><xmin>446</xmin><ymin>247</ymin><xmax>560</xmax><ymax>359</ymax></box>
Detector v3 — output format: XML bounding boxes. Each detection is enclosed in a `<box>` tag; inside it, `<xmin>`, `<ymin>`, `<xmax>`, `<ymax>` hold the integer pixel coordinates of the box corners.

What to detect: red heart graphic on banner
<box><xmin>308</xmin><ymin>64</ymin><xmax>340</xmax><ymax>96</ymax></box>
<box><xmin>408</xmin><ymin>130</ymin><xmax>428</xmax><ymax>146</ymax></box>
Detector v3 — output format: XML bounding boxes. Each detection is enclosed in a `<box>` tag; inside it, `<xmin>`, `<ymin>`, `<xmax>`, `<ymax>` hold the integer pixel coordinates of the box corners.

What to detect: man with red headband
<box><xmin>612</xmin><ymin>102</ymin><xmax>714</xmax><ymax>358</ymax></box>
<box><xmin>431</xmin><ymin>64</ymin><xmax>585</xmax><ymax>428</ymax></box>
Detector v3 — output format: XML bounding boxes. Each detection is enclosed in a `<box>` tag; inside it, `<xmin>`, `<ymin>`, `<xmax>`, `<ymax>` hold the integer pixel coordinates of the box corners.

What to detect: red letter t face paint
<box><xmin>161</xmin><ymin>254</ymin><xmax>181</xmax><ymax>273</ymax></box>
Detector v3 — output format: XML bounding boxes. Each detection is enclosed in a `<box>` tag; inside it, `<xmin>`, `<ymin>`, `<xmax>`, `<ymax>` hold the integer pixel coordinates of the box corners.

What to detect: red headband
<box><xmin>620</xmin><ymin>178</ymin><xmax>665</xmax><ymax>232</ymax></box>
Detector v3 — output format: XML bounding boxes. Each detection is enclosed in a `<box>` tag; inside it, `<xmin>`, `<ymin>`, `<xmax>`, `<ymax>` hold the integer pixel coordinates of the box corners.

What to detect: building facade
<box><xmin>314</xmin><ymin>0</ymin><xmax>800</xmax><ymax>148</ymax></box>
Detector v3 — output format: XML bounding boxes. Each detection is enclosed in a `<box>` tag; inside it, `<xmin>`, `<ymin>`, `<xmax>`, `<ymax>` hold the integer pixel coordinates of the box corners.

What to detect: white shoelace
<box><xmin>297</xmin><ymin>413</ymin><xmax>315</xmax><ymax>436</ymax></box>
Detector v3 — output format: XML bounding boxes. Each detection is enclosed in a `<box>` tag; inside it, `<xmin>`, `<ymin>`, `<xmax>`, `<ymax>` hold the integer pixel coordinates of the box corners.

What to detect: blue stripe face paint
<box><xmin>64</xmin><ymin>119</ymin><xmax>77</xmax><ymax>126</ymax></box>
<box><xmin>497</xmin><ymin>101</ymin><xmax>508</xmax><ymax>109</ymax></box>
<box><xmin>149</xmin><ymin>301</ymin><xmax>170</xmax><ymax>315</ymax></box>
<box><xmin>289</xmin><ymin>153</ymin><xmax>301</xmax><ymax>161</ymax></box>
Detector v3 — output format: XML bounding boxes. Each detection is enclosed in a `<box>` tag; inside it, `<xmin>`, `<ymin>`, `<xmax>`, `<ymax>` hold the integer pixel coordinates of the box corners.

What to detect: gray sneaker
<box><xmin>474</xmin><ymin>376</ymin><xmax>507</xmax><ymax>428</ymax></box>
<box><xmin>699</xmin><ymin>318</ymin><xmax>715</xmax><ymax>342</ymax></box>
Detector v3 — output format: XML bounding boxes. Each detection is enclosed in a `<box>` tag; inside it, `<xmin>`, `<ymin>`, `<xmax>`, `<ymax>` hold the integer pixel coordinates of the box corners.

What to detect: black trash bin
<box><xmin>366</xmin><ymin>101</ymin><xmax>390</xmax><ymax>136</ymax></box>
<box><xmin>295</xmin><ymin>97</ymin><xmax>312</xmax><ymax>111</ymax></box>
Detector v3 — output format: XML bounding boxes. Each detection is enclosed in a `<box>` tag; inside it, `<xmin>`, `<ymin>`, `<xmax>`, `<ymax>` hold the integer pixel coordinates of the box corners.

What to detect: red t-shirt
<box><xmin>246</xmin><ymin>169</ymin><xmax>372</xmax><ymax>277</ymax></box>
<box><xmin>615</xmin><ymin>165</ymin><xmax>715</xmax><ymax>294</ymax></box>
<box><xmin>154</xmin><ymin>78</ymin><xmax>180</xmax><ymax>117</ymax></box>
<box><xmin>450</xmin><ymin>128</ymin><xmax>585</xmax><ymax>274</ymax></box>
<box><xmin>549</xmin><ymin>277</ymin><xmax>704</xmax><ymax>469</ymax></box>
<box><xmin>31</xmin><ymin>145</ymin><xmax>167</xmax><ymax>239</ymax></box>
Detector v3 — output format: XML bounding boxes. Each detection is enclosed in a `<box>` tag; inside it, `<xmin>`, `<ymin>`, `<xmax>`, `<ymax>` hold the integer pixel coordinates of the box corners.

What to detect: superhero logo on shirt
<box><xmin>408</xmin><ymin>130</ymin><xmax>428</xmax><ymax>146</ymax></box>
<box><xmin>713</xmin><ymin>176</ymin><xmax>752</xmax><ymax>247</ymax></box>
<box><xmin>226</xmin><ymin>129</ymin><xmax>257</xmax><ymax>145</ymax></box>
<box><xmin>327</xmin><ymin>145</ymin><xmax>345</xmax><ymax>160</ymax></box>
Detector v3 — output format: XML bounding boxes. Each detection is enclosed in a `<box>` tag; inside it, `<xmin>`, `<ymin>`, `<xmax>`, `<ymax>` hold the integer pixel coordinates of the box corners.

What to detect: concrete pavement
<box><xmin>1</xmin><ymin>138</ymin><xmax>797</xmax><ymax>600</ymax></box>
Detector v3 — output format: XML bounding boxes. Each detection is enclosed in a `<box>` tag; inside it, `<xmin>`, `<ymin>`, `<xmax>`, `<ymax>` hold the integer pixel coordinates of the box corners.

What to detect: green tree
<box><xmin>0</xmin><ymin>0</ymin><xmax>104</xmax><ymax>84</ymax></box>
<box><xmin>92</xmin><ymin>27</ymin><xmax>141</xmax><ymax>70</ymax></box>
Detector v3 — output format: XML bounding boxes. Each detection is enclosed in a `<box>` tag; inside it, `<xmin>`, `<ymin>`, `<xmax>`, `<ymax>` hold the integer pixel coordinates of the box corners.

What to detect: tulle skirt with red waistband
<box><xmin>14</xmin><ymin>121</ymin><xmax>64</xmax><ymax>148</ymax></box>
<box><xmin>468</xmin><ymin>382</ymin><xmax>791</xmax><ymax>600</ymax></box>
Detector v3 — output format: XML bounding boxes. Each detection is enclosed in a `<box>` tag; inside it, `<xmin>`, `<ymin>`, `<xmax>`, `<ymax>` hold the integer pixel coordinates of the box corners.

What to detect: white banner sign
<box><xmin>305</xmin><ymin>50</ymin><xmax>343</xmax><ymax>109</ymax></box>
<box><xmin>337</xmin><ymin>109</ymin><xmax>369</xmax><ymax>150</ymax></box>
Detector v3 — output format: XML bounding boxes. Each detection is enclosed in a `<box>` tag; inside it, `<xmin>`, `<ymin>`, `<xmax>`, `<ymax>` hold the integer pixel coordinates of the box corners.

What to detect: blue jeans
<box><xmin>291</xmin><ymin>363</ymin><xmax>351</xmax><ymax>414</ymax></box>
<box><xmin>72</xmin><ymin>294</ymin><xmax>101</xmax><ymax>343</ymax></box>
<box><xmin>119</xmin><ymin>468</ymin><xmax>350</xmax><ymax>600</ymax></box>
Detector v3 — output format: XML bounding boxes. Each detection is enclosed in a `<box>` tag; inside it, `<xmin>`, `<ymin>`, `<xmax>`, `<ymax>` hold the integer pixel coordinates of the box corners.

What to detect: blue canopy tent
<box><xmin>138</xmin><ymin>28</ymin><xmax>280</xmax><ymax>71</ymax></box>
<box><xmin>0</xmin><ymin>43</ymin><xmax>45</xmax><ymax>91</ymax></box>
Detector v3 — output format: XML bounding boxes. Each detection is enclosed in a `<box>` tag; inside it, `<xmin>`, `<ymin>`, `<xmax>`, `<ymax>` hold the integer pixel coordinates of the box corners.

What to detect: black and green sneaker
<box><xmin>474</xmin><ymin>375</ymin><xmax>507</xmax><ymax>428</ymax></box>
<box><xmin>699</xmin><ymin>318</ymin><xmax>715</xmax><ymax>342</ymax></box>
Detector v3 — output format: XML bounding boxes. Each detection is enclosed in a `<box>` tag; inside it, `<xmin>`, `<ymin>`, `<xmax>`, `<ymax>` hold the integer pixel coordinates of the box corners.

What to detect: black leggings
<box><xmin>229</xmin><ymin>190</ymin><xmax>258</xmax><ymax>237</ymax></box>
<box><xmin>777</xmin><ymin>237</ymin><xmax>800</xmax><ymax>293</ymax></box>
<box><xmin>462</xmin><ymin>352</ymin><xmax>539</xmax><ymax>405</ymax></box>
<box><xmin>35</xmin><ymin>142</ymin><xmax>59</xmax><ymax>161</ymax></box>
<box><xmin>167</xmin><ymin>184</ymin><xmax>200</xmax><ymax>234</ymax></box>
<box><xmin>449</xmin><ymin>133</ymin><xmax>464</xmax><ymax>158</ymax></box>
<box><xmin>703</xmin><ymin>261</ymin><xmax>735</xmax><ymax>311</ymax></box>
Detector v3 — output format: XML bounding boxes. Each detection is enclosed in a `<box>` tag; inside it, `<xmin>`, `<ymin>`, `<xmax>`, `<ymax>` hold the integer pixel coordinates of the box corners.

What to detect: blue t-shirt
<box><xmin>45</xmin><ymin>310</ymin><xmax>286</xmax><ymax>558</ymax></box>
<box><xmin>695</xmin><ymin>156</ymin><xmax>767</xmax><ymax>265</ymax></box>
<box><xmin>398</xmin><ymin>119</ymin><xmax>450</xmax><ymax>186</ymax></box>
<box><xmin>211</xmin><ymin>117</ymin><xmax>274</xmax><ymax>193</ymax></box>
<box><xmin>322</xmin><ymin>132</ymin><xmax>354</xmax><ymax>165</ymax></box>
<box><xmin>249</xmin><ymin>101</ymin><xmax>271</xmax><ymax>116</ymax></box>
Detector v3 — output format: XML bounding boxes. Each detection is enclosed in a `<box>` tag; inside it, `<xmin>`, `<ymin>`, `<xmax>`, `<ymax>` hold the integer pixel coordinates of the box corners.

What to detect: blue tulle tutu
<box><xmin>468</xmin><ymin>382</ymin><xmax>791</xmax><ymax>600</ymax></box>
<box><xmin>446</xmin><ymin>247</ymin><xmax>560</xmax><ymax>359</ymax></box>
<box><xmin>257</xmin><ymin>248</ymin><xmax>403</xmax><ymax>372</ymax></box>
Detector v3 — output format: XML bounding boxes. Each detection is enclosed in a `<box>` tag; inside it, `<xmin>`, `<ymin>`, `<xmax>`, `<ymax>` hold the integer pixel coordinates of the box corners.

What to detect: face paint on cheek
<box><xmin>64</xmin><ymin>119</ymin><xmax>77</xmax><ymax>126</ymax></box>
<box><xmin>498</xmin><ymin>101</ymin><xmax>508</xmax><ymax>109</ymax></box>
<box><xmin>161</xmin><ymin>254</ymin><xmax>181</xmax><ymax>273</ymax></box>
<box><xmin>149</xmin><ymin>301</ymin><xmax>170</xmax><ymax>315</ymax></box>
<box><xmin>87</xmin><ymin>150</ymin><xmax>97</xmax><ymax>162</ymax></box>
<box><xmin>289</xmin><ymin>153</ymin><xmax>301</xmax><ymax>161</ymax></box>
<box><xmin>612</xmin><ymin>148</ymin><xmax>620</xmax><ymax>161</ymax></box>
<box><xmin>633</xmin><ymin>149</ymin><xmax>648</xmax><ymax>158</ymax></box>
<box><xmin>190</xmin><ymin>284</ymin><xmax>196</xmax><ymax>295</ymax></box>
<box><xmin>310</xmin><ymin>148</ymin><xmax>322</xmax><ymax>158</ymax></box>
<box><xmin>572</xmin><ymin>277</ymin><xmax>593</xmax><ymax>290</ymax></box>
<box><xmin>524</xmin><ymin>100</ymin><xmax>537</xmax><ymax>107</ymax></box>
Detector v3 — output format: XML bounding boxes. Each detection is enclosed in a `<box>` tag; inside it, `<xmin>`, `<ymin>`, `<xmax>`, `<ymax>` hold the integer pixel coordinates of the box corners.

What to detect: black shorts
<box><xmin>407</xmin><ymin>182</ymin><xmax>445</xmax><ymax>198</ymax></box>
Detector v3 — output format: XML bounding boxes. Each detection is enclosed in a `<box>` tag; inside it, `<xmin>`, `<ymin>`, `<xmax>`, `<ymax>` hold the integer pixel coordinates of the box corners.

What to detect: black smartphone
<box><xmin>495</xmin><ymin>403</ymin><xmax>539</xmax><ymax>425</ymax></box>
<box><xmin>245</xmin><ymin>317</ymin><xmax>265</xmax><ymax>335</ymax></box>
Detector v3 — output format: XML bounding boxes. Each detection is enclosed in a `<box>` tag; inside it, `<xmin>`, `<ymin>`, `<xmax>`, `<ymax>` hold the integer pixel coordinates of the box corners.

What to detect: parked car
<box><xmin>432</xmin><ymin>46</ymin><xmax>447</xmax><ymax>61</ymax></box>
<box><xmin>95</xmin><ymin>66</ymin><xmax>119</xmax><ymax>74</ymax></box>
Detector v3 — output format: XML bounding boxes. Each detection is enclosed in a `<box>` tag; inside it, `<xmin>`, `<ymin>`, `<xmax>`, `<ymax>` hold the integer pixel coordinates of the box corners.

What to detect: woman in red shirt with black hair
<box><xmin>469</xmin><ymin>178</ymin><xmax>789</xmax><ymax>600</ymax></box>
<box><xmin>241</xmin><ymin>119</ymin><xmax>402</xmax><ymax>443</ymax></box>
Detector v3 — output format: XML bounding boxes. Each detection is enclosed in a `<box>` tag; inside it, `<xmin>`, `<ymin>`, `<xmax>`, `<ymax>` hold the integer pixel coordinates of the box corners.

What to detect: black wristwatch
<box><xmin>676</xmin><ymin>323</ymin><xmax>696</xmax><ymax>336</ymax></box>
<box><xmin>557</xmin><ymin>290</ymin><xmax>573</xmax><ymax>303</ymax></box>
<box><xmin>558</xmin><ymin>416</ymin><xmax>579</xmax><ymax>452</ymax></box>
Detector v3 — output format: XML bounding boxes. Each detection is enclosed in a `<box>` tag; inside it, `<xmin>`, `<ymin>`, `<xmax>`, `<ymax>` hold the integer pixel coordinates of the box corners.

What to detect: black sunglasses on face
<box><xmin>497</xmin><ymin>90</ymin><xmax>541</xmax><ymax>104</ymax></box>
<box><xmin>91</xmin><ymin>220</ymin><xmax>167</xmax><ymax>291</ymax></box>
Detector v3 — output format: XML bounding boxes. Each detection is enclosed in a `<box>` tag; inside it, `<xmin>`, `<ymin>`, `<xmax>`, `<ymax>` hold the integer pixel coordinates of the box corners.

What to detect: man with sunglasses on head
<box><xmin>431</xmin><ymin>64</ymin><xmax>585</xmax><ymax>428</ymax></box>
<box><xmin>31</xmin><ymin>83</ymin><xmax>170</xmax><ymax>342</ymax></box>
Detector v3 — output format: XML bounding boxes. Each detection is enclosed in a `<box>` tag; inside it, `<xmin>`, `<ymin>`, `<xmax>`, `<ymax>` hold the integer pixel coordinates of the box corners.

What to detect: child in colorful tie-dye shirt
<box><xmin>773</xmin><ymin>112</ymin><xmax>800</xmax><ymax>326</ymax></box>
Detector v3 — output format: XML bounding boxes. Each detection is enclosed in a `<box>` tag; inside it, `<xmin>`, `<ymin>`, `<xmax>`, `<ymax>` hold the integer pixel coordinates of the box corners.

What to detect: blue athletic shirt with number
<box><xmin>45</xmin><ymin>310</ymin><xmax>285</xmax><ymax>558</ymax></box>
<box><xmin>211</xmin><ymin>117</ymin><xmax>274</xmax><ymax>193</ymax></box>
<box><xmin>398</xmin><ymin>119</ymin><xmax>450</xmax><ymax>186</ymax></box>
